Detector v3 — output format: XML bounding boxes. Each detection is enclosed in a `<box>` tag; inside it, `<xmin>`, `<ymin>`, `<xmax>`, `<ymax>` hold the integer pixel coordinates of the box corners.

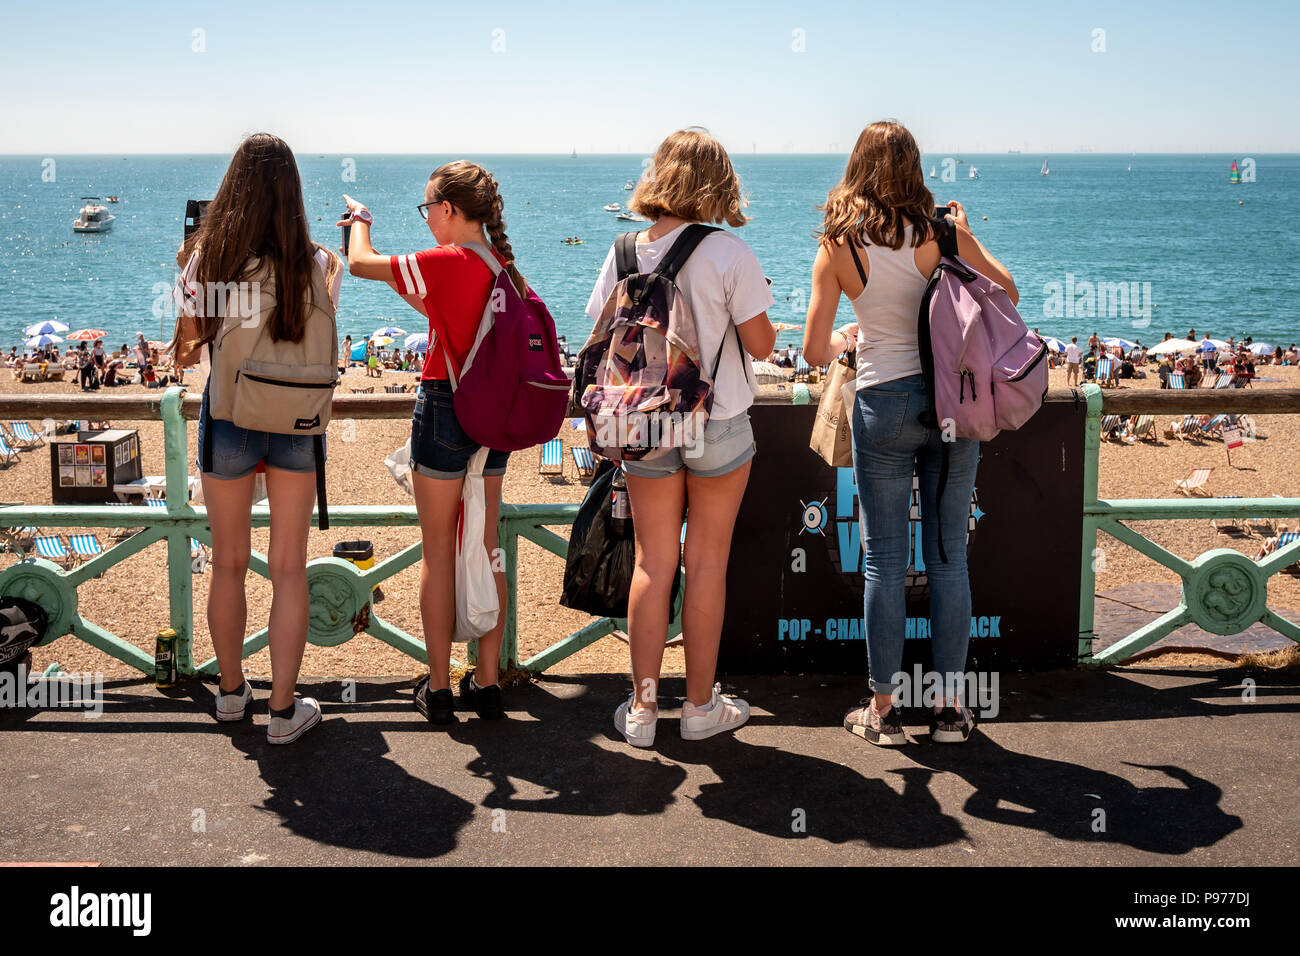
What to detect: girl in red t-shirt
<box><xmin>341</xmin><ymin>161</ymin><xmax>528</xmax><ymax>725</ymax></box>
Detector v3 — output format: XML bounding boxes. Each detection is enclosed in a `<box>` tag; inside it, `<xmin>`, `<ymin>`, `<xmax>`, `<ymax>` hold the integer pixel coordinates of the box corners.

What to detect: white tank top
<box><xmin>849</xmin><ymin>223</ymin><xmax>930</xmax><ymax>389</ymax></box>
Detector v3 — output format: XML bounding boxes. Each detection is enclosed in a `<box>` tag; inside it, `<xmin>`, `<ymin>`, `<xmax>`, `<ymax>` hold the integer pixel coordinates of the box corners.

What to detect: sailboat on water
<box><xmin>1229</xmin><ymin>161</ymin><xmax>1242</xmax><ymax>184</ymax></box>
<box><xmin>929</xmin><ymin>165</ymin><xmax>937</xmax><ymax>179</ymax></box>
<box><xmin>968</xmin><ymin>165</ymin><xmax>981</xmax><ymax>180</ymax></box>
<box><xmin>1040</xmin><ymin>159</ymin><xmax>1050</xmax><ymax>176</ymax></box>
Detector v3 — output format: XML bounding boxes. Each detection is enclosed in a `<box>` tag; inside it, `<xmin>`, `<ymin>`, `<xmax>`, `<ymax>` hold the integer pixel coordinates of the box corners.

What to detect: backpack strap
<box><xmin>937</xmin><ymin>219</ymin><xmax>960</xmax><ymax>259</ymax></box>
<box><xmin>201</xmin><ymin>342</ymin><xmax>215</xmax><ymax>474</ymax></box>
<box><xmin>614</xmin><ymin>232</ymin><xmax>640</xmax><ymax>279</ymax></box>
<box><xmin>652</xmin><ymin>224</ymin><xmax>721</xmax><ymax>284</ymax></box>
<box><xmin>846</xmin><ymin>240</ymin><xmax>868</xmax><ymax>286</ymax></box>
<box><xmin>313</xmin><ymin>436</ymin><xmax>329</xmax><ymax>531</ymax></box>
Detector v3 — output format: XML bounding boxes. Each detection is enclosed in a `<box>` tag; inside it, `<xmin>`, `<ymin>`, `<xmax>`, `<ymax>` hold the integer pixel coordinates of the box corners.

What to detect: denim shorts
<box><xmin>622</xmin><ymin>411</ymin><xmax>756</xmax><ymax>479</ymax></box>
<box><xmin>411</xmin><ymin>379</ymin><xmax>510</xmax><ymax>480</ymax></box>
<box><xmin>196</xmin><ymin>388</ymin><xmax>323</xmax><ymax>479</ymax></box>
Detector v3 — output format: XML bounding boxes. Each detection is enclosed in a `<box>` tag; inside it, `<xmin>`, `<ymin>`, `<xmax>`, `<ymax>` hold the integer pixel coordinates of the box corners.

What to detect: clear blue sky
<box><xmin>5</xmin><ymin>0</ymin><xmax>1296</xmax><ymax>154</ymax></box>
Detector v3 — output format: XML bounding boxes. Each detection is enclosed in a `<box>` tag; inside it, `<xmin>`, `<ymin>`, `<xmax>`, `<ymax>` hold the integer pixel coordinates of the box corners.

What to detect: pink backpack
<box><xmin>918</xmin><ymin>225</ymin><xmax>1048</xmax><ymax>442</ymax></box>
<box><xmin>439</xmin><ymin>243</ymin><xmax>569</xmax><ymax>452</ymax></box>
<box><xmin>917</xmin><ymin>223</ymin><xmax>1048</xmax><ymax>564</ymax></box>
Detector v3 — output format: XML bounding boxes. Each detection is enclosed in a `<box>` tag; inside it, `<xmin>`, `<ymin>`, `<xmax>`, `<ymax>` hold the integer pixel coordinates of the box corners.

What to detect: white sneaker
<box><xmin>215</xmin><ymin>681</ymin><xmax>253</xmax><ymax>722</ymax></box>
<box><xmin>680</xmin><ymin>683</ymin><xmax>750</xmax><ymax>741</ymax></box>
<box><xmin>266</xmin><ymin>697</ymin><xmax>321</xmax><ymax>745</ymax></box>
<box><xmin>614</xmin><ymin>694</ymin><xmax>657</xmax><ymax>748</ymax></box>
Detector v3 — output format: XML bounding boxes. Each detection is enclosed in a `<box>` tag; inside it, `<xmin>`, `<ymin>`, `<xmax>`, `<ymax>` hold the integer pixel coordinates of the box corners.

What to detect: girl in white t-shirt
<box><xmin>584</xmin><ymin>128</ymin><xmax>776</xmax><ymax>747</ymax></box>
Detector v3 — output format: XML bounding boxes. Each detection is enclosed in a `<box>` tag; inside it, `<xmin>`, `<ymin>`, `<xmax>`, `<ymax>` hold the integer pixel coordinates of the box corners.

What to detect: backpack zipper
<box><xmin>237</xmin><ymin>370</ymin><xmax>336</xmax><ymax>389</ymax></box>
<box><xmin>1003</xmin><ymin>343</ymin><xmax>1048</xmax><ymax>383</ymax></box>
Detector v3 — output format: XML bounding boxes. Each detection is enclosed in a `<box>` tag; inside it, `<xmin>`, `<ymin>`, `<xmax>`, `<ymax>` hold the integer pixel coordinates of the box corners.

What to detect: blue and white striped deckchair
<box><xmin>1274</xmin><ymin>532</ymin><xmax>1300</xmax><ymax>575</ymax></box>
<box><xmin>539</xmin><ymin>438</ymin><xmax>563</xmax><ymax>477</ymax></box>
<box><xmin>0</xmin><ymin>435</ymin><xmax>18</xmax><ymax>467</ymax></box>
<box><xmin>1171</xmin><ymin>414</ymin><xmax>1200</xmax><ymax>440</ymax></box>
<box><xmin>68</xmin><ymin>533</ymin><xmax>102</xmax><ymax>562</ymax></box>
<box><xmin>1214</xmin><ymin>372</ymin><xmax>1234</xmax><ymax>389</ymax></box>
<box><xmin>1096</xmin><ymin>357</ymin><xmax>1115</xmax><ymax>387</ymax></box>
<box><xmin>145</xmin><ymin>497</ymin><xmax>167</xmax><ymax>509</ymax></box>
<box><xmin>1167</xmin><ymin>372</ymin><xmax>1186</xmax><ymax>390</ymax></box>
<box><xmin>33</xmin><ymin>534</ymin><xmax>75</xmax><ymax>568</ymax></box>
<box><xmin>571</xmin><ymin>445</ymin><xmax>594</xmax><ymax>481</ymax></box>
<box><xmin>6</xmin><ymin>421</ymin><xmax>44</xmax><ymax>448</ymax></box>
<box><xmin>1100</xmin><ymin>414</ymin><xmax>1123</xmax><ymax>439</ymax></box>
<box><xmin>794</xmin><ymin>353</ymin><xmax>811</xmax><ymax>381</ymax></box>
<box><xmin>1200</xmin><ymin>415</ymin><xmax>1226</xmax><ymax>438</ymax></box>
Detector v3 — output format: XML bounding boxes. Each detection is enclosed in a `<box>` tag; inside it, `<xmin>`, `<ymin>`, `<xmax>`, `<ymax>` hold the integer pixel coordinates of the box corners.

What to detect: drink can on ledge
<box><xmin>155</xmin><ymin>628</ymin><xmax>177</xmax><ymax>688</ymax></box>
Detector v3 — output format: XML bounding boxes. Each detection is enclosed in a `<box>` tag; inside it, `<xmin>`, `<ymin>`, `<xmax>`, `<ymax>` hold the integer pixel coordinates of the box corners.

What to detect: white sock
<box><xmin>689</xmin><ymin>697</ymin><xmax>716</xmax><ymax>712</ymax></box>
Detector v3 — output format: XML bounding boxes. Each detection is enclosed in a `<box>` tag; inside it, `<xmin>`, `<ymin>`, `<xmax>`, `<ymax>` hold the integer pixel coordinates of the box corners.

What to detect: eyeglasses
<box><xmin>417</xmin><ymin>196</ymin><xmax>451</xmax><ymax>220</ymax></box>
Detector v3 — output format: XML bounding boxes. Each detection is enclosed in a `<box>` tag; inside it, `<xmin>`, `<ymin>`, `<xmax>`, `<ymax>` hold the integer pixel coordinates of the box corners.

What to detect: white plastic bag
<box><xmin>455</xmin><ymin>447</ymin><xmax>500</xmax><ymax>642</ymax></box>
<box><xmin>385</xmin><ymin>439</ymin><xmax>414</xmax><ymax>497</ymax></box>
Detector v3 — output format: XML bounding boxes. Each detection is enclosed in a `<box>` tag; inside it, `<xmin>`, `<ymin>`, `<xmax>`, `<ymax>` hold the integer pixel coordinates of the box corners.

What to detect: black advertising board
<box><xmin>49</xmin><ymin>429</ymin><xmax>143</xmax><ymax>504</ymax></box>
<box><xmin>716</xmin><ymin>398</ymin><xmax>1084</xmax><ymax>675</ymax></box>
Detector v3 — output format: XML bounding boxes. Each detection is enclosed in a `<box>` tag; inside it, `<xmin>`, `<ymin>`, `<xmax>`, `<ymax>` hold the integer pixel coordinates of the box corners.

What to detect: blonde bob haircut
<box><xmin>630</xmin><ymin>128</ymin><xmax>749</xmax><ymax>227</ymax></box>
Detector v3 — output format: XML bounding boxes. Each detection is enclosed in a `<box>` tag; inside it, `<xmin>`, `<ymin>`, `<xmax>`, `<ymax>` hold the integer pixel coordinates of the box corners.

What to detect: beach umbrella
<box><xmin>371</xmin><ymin>336</ymin><xmax>395</xmax><ymax>347</ymax></box>
<box><xmin>1042</xmin><ymin>337</ymin><xmax>1067</xmax><ymax>353</ymax></box>
<box><xmin>752</xmin><ymin>361</ymin><xmax>791</xmax><ymax>385</ymax></box>
<box><xmin>1205</xmin><ymin>339</ymin><xmax>1232</xmax><ymax>351</ymax></box>
<box><xmin>1248</xmin><ymin>342</ymin><xmax>1275</xmax><ymax>355</ymax></box>
<box><xmin>771</xmin><ymin>322</ymin><xmax>803</xmax><ymax>333</ymax></box>
<box><xmin>24</xmin><ymin>320</ymin><xmax>69</xmax><ymax>336</ymax></box>
<box><xmin>1147</xmin><ymin>339</ymin><xmax>1198</xmax><ymax>356</ymax></box>
<box><xmin>67</xmin><ymin>329</ymin><xmax>107</xmax><ymax>340</ymax></box>
<box><xmin>25</xmin><ymin>333</ymin><xmax>64</xmax><ymax>348</ymax></box>
<box><xmin>1103</xmin><ymin>337</ymin><xmax>1137</xmax><ymax>350</ymax></box>
<box><xmin>372</xmin><ymin>326</ymin><xmax>406</xmax><ymax>338</ymax></box>
<box><xmin>403</xmin><ymin>332</ymin><xmax>429</xmax><ymax>352</ymax></box>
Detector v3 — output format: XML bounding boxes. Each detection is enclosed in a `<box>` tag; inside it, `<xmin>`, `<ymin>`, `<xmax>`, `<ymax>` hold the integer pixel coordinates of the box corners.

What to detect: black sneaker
<box><xmin>458</xmin><ymin>671</ymin><xmax>503</xmax><ymax>720</ymax></box>
<box><xmin>930</xmin><ymin>702</ymin><xmax>976</xmax><ymax>743</ymax></box>
<box><xmin>413</xmin><ymin>676</ymin><xmax>457</xmax><ymax>724</ymax></box>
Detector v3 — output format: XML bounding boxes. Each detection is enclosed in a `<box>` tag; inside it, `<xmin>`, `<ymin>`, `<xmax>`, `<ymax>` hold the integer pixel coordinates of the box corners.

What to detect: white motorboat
<box><xmin>623</xmin><ymin>180</ymin><xmax>635</xmax><ymax>190</ymax></box>
<box><xmin>615</xmin><ymin>212</ymin><xmax>647</xmax><ymax>222</ymax></box>
<box><xmin>929</xmin><ymin>165</ymin><xmax>936</xmax><ymax>178</ymax></box>
<box><xmin>603</xmin><ymin>203</ymin><xmax>620</xmax><ymax>212</ymax></box>
<box><xmin>1040</xmin><ymin>159</ymin><xmax>1050</xmax><ymax>176</ymax></box>
<box><xmin>73</xmin><ymin>197</ymin><xmax>115</xmax><ymax>233</ymax></box>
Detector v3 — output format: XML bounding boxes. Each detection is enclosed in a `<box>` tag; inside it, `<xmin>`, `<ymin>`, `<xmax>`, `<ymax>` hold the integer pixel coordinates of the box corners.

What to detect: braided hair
<box><xmin>428</xmin><ymin>161</ymin><xmax>528</xmax><ymax>297</ymax></box>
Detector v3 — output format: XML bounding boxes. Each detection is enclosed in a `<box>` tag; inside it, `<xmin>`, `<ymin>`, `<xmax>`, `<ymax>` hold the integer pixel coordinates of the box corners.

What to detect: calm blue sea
<box><xmin>2</xmin><ymin>153</ymin><xmax>1298</xmax><ymax>351</ymax></box>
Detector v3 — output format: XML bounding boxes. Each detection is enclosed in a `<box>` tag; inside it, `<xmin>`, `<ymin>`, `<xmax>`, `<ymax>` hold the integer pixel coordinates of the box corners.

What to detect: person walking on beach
<box><xmin>1064</xmin><ymin>335</ymin><xmax>1082</xmax><ymax>386</ymax></box>
<box><xmin>802</xmin><ymin>120</ymin><xmax>1018</xmax><ymax>746</ymax></box>
<box><xmin>339</xmin><ymin>161</ymin><xmax>525</xmax><ymax>724</ymax></box>
<box><xmin>340</xmin><ymin>334</ymin><xmax>352</xmax><ymax>375</ymax></box>
<box><xmin>586</xmin><ymin>128</ymin><xmax>776</xmax><ymax>747</ymax></box>
<box><xmin>168</xmin><ymin>133</ymin><xmax>343</xmax><ymax>745</ymax></box>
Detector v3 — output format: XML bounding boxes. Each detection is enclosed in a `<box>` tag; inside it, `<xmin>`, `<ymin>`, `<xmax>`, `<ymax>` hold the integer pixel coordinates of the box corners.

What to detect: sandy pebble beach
<box><xmin>3</xmin><ymin>361</ymin><xmax>1299</xmax><ymax>679</ymax></box>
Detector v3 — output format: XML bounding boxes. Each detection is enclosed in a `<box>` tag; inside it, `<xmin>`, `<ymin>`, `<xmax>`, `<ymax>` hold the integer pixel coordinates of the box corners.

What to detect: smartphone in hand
<box><xmin>340</xmin><ymin>212</ymin><xmax>352</xmax><ymax>260</ymax></box>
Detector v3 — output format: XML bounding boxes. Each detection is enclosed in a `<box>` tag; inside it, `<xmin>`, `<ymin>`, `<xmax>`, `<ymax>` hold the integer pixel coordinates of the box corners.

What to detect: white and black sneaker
<box><xmin>930</xmin><ymin>699</ymin><xmax>976</xmax><ymax>743</ymax></box>
<box><xmin>266</xmin><ymin>697</ymin><xmax>321</xmax><ymax>745</ymax></box>
<box><xmin>215</xmin><ymin>680</ymin><xmax>253</xmax><ymax>722</ymax></box>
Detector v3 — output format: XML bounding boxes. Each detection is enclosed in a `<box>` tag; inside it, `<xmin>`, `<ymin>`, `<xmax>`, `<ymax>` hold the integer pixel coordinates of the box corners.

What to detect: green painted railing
<box><xmin>0</xmin><ymin>387</ymin><xmax>679</xmax><ymax>677</ymax></box>
<box><xmin>2</xmin><ymin>385</ymin><xmax>1297</xmax><ymax>676</ymax></box>
<box><xmin>1076</xmin><ymin>383</ymin><xmax>1300</xmax><ymax>662</ymax></box>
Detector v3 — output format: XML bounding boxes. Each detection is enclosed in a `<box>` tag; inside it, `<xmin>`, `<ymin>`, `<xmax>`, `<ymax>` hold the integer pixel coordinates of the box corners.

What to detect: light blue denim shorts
<box><xmin>622</xmin><ymin>412</ymin><xmax>755</xmax><ymax>479</ymax></box>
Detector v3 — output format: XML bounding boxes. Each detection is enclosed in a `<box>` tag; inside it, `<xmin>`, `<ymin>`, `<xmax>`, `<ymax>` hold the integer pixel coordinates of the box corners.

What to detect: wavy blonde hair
<box><xmin>819</xmin><ymin>120</ymin><xmax>936</xmax><ymax>250</ymax></box>
<box><xmin>630</xmin><ymin>128</ymin><xmax>749</xmax><ymax>227</ymax></box>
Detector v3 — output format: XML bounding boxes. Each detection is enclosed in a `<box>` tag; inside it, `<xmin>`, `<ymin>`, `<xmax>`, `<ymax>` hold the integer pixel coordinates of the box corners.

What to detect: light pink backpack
<box><xmin>918</xmin><ymin>224</ymin><xmax>1048</xmax><ymax>442</ymax></box>
<box><xmin>917</xmin><ymin>222</ymin><xmax>1048</xmax><ymax>564</ymax></box>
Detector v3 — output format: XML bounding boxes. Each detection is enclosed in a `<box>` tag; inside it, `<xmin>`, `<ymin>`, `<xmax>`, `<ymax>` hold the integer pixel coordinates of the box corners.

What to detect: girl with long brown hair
<box><xmin>803</xmin><ymin>120</ymin><xmax>1017</xmax><ymax>747</ymax></box>
<box><xmin>341</xmin><ymin>161</ymin><xmax>524</xmax><ymax>725</ymax></box>
<box><xmin>169</xmin><ymin>133</ymin><xmax>343</xmax><ymax>744</ymax></box>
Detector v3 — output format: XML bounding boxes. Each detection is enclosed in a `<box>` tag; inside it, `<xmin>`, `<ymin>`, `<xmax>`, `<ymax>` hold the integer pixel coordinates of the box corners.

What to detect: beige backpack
<box><xmin>197</xmin><ymin>246</ymin><xmax>340</xmax><ymax>527</ymax></box>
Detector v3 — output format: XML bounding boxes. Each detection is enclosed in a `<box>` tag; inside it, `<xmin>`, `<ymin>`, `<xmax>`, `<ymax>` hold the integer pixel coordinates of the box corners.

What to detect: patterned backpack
<box><xmin>571</xmin><ymin>225</ymin><xmax>739</xmax><ymax>461</ymax></box>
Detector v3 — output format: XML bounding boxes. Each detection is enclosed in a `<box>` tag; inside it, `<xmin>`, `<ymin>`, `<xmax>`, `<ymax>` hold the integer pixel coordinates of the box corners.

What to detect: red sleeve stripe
<box><xmin>395</xmin><ymin>254</ymin><xmax>416</xmax><ymax>294</ymax></box>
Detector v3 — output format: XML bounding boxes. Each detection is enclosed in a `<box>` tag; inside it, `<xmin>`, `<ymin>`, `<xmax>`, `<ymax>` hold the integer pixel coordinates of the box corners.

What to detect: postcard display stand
<box><xmin>50</xmin><ymin>429</ymin><xmax>143</xmax><ymax>503</ymax></box>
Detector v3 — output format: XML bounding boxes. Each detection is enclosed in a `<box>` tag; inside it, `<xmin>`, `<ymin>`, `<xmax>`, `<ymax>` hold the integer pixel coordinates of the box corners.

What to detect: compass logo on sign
<box><xmin>798</xmin><ymin>497</ymin><xmax>829</xmax><ymax>536</ymax></box>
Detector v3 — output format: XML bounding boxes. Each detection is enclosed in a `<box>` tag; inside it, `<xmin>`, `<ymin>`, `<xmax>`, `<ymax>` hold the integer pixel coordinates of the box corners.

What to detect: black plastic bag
<box><xmin>0</xmin><ymin>596</ymin><xmax>47</xmax><ymax>673</ymax></box>
<box><xmin>560</xmin><ymin>458</ymin><xmax>681</xmax><ymax>618</ymax></box>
